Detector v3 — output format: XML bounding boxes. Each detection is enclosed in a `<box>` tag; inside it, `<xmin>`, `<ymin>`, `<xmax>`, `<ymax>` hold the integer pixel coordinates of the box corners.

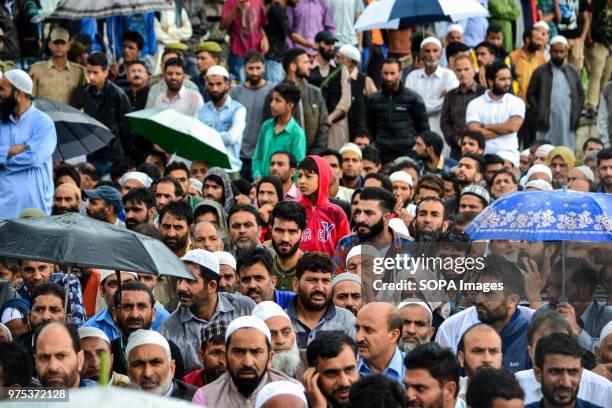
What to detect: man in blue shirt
<box><xmin>356</xmin><ymin>302</ymin><xmax>405</xmax><ymax>386</ymax></box>
<box><xmin>0</xmin><ymin>69</ymin><xmax>56</xmax><ymax>219</ymax></box>
<box><xmin>196</xmin><ymin>65</ymin><xmax>246</xmax><ymax>179</ymax></box>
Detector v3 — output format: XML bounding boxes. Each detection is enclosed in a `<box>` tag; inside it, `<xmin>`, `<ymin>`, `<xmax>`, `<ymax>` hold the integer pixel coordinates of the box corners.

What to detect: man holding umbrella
<box><xmin>0</xmin><ymin>69</ymin><xmax>57</xmax><ymax>219</ymax></box>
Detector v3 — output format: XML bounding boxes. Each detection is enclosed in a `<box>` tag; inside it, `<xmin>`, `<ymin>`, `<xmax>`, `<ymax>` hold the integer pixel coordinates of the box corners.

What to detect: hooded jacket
<box><xmin>203</xmin><ymin>167</ymin><xmax>235</xmax><ymax>212</ymax></box>
<box><xmin>299</xmin><ymin>155</ymin><xmax>350</xmax><ymax>257</ymax></box>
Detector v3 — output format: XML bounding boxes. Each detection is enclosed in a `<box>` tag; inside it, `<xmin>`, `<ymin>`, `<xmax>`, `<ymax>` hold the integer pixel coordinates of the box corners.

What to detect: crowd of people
<box><xmin>0</xmin><ymin>0</ymin><xmax>610</xmax><ymax>407</ymax></box>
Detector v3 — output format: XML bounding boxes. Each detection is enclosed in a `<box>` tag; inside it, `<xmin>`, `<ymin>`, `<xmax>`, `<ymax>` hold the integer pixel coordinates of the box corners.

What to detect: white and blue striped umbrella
<box><xmin>50</xmin><ymin>0</ymin><xmax>170</xmax><ymax>19</ymax></box>
<box><xmin>354</xmin><ymin>0</ymin><xmax>489</xmax><ymax>32</ymax></box>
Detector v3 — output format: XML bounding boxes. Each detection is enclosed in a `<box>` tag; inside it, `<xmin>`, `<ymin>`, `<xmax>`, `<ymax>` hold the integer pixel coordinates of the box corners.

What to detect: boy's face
<box><xmin>270</xmin><ymin>91</ymin><xmax>292</xmax><ymax>117</ymax></box>
<box><xmin>297</xmin><ymin>169</ymin><xmax>319</xmax><ymax>197</ymax></box>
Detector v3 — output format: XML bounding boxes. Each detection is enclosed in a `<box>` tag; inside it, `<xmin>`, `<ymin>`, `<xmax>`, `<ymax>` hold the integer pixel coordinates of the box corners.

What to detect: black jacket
<box><xmin>170</xmin><ymin>379</ymin><xmax>197</xmax><ymax>401</ymax></box>
<box><xmin>0</xmin><ymin>6</ymin><xmax>20</xmax><ymax>60</ymax></box>
<box><xmin>366</xmin><ymin>83</ymin><xmax>429</xmax><ymax>163</ymax></box>
<box><xmin>70</xmin><ymin>80</ymin><xmax>134</xmax><ymax>163</ymax></box>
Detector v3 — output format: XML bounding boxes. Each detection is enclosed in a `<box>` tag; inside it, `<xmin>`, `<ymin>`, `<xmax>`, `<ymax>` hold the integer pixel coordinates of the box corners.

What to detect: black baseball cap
<box><xmin>315</xmin><ymin>31</ymin><xmax>337</xmax><ymax>44</ymax></box>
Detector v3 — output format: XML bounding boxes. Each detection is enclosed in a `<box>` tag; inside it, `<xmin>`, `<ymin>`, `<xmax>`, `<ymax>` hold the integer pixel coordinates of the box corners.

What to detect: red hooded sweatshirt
<box><xmin>299</xmin><ymin>155</ymin><xmax>350</xmax><ymax>257</ymax></box>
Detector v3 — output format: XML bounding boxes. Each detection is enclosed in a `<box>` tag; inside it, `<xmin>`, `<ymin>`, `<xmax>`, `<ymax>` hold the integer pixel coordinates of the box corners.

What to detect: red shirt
<box><xmin>221</xmin><ymin>0</ymin><xmax>268</xmax><ymax>57</ymax></box>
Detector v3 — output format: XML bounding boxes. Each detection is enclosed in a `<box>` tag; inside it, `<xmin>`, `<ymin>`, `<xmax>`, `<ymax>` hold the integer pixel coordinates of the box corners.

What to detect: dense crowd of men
<box><xmin>0</xmin><ymin>0</ymin><xmax>610</xmax><ymax>407</ymax></box>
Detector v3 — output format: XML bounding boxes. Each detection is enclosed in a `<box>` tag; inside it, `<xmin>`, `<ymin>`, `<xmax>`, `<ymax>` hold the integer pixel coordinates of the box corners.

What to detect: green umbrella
<box><xmin>126</xmin><ymin>108</ymin><xmax>231</xmax><ymax>168</ymax></box>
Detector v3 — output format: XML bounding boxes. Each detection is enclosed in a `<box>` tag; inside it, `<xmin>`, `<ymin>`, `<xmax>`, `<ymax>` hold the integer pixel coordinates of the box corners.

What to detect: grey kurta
<box><xmin>536</xmin><ymin>65</ymin><xmax>576</xmax><ymax>151</ymax></box>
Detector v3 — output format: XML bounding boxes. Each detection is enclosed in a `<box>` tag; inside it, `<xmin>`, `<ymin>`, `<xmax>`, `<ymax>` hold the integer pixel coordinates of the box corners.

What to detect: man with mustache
<box><xmin>270</xmin><ymin>201</ymin><xmax>305</xmax><ymax>290</ymax></box>
<box><xmin>183</xmin><ymin>321</ymin><xmax>229</xmax><ymax>387</ymax></box>
<box><xmin>405</xmin><ymin>37</ymin><xmax>459</xmax><ymax>135</ymax></box>
<box><xmin>466</xmin><ymin>62</ymin><xmax>525</xmax><ymax>155</ymax></box>
<box><xmin>333</xmin><ymin>186</ymin><xmax>412</xmax><ymax>275</ymax></box>
<box><xmin>253</xmin><ymin>301</ymin><xmax>303</xmax><ymax>378</ymax></box>
<box><xmin>126</xmin><ymin>329</ymin><xmax>196</xmax><ymax>400</ymax></box>
<box><xmin>52</xmin><ymin>183</ymin><xmax>82</xmax><ymax>215</ymax></box>
<box><xmin>108</xmin><ymin>281</ymin><xmax>181</xmax><ymax>377</ymax></box>
<box><xmin>153</xmin><ymin>58</ymin><xmax>203</xmax><ymax>116</ymax></box>
<box><xmin>159</xmin><ymin>201</ymin><xmax>193</xmax><ymax>257</ymax></box>
<box><xmin>414</xmin><ymin>196</ymin><xmax>449</xmax><ymax>242</ymax></box>
<box><xmin>287</xmin><ymin>252</ymin><xmax>356</xmax><ymax>349</ymax></box>
<box><xmin>78</xmin><ymin>327</ymin><xmax>130</xmax><ymax>387</ymax></box>
<box><xmin>126</xmin><ymin>60</ymin><xmax>150</xmax><ymax>111</ymax></box>
<box><xmin>84</xmin><ymin>185</ymin><xmax>124</xmax><ymax>226</ymax></box>
<box><xmin>510</xmin><ymin>28</ymin><xmax>547</xmax><ymax>102</ymax></box>
<box><xmin>397</xmin><ymin>300</ymin><xmax>435</xmax><ymax>354</ymax></box>
<box><xmin>332</xmin><ymin>273</ymin><xmax>363</xmax><ymax>316</ymax></box>
<box><xmin>193</xmin><ymin>315</ymin><xmax>299</xmax><ymax>406</ymax></box>
<box><xmin>304</xmin><ymin>331</ymin><xmax>360</xmax><ymax>408</ymax></box>
<box><xmin>237</xmin><ymin>247</ymin><xmax>295</xmax><ymax>308</ymax></box>
<box><xmin>122</xmin><ymin>188</ymin><xmax>156</xmax><ymax>231</ymax></box>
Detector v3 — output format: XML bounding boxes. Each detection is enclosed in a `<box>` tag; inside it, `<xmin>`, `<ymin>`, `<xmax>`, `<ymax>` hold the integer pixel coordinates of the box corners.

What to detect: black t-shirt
<box><xmin>264</xmin><ymin>1</ymin><xmax>293</xmax><ymax>61</ymax></box>
<box><xmin>557</xmin><ymin>0</ymin><xmax>590</xmax><ymax>39</ymax></box>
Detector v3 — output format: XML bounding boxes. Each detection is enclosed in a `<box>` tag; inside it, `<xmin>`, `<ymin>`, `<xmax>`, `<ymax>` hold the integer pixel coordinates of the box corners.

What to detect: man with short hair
<box><xmin>288</xmin><ymin>252</ymin><xmax>356</xmax><ymax>348</ymax></box>
<box><xmin>252</xmin><ymin>301</ymin><xmax>302</xmax><ymax>378</ymax></box>
<box><xmin>236</xmin><ymin>247</ymin><xmax>295</xmax><ymax>308</ymax></box>
<box><xmin>414</xmin><ymin>196</ymin><xmax>449</xmax><ymax>242</ymax></box>
<box><xmin>34</xmin><ymin>322</ymin><xmax>96</xmax><ymax>388</ymax></box>
<box><xmin>332</xmin><ymin>273</ymin><xmax>363</xmax><ymax>316</ymax></box>
<box><xmin>78</xmin><ymin>326</ymin><xmax>130</xmax><ymax>387</ymax></box>
<box><xmin>367</xmin><ymin>58</ymin><xmax>429</xmax><ymax>163</ymax></box>
<box><xmin>159</xmin><ymin>200</ymin><xmax>193</xmax><ymax>257</ymax></box>
<box><xmin>510</xmin><ymin>28</ymin><xmax>547</xmax><ymax>101</ymax></box>
<box><xmin>164</xmin><ymin>161</ymin><xmax>204</xmax><ymax>209</ymax></box>
<box><xmin>193</xmin><ymin>221</ymin><xmax>224</xmax><ymax>251</ymax></box>
<box><xmin>52</xmin><ymin>183</ymin><xmax>82</xmax><ymax>215</ymax></box>
<box><xmin>356</xmin><ymin>302</ymin><xmax>405</xmax><ymax>385</ymax></box>
<box><xmin>304</xmin><ymin>331</ymin><xmax>360</xmax><ymax>408</ymax></box>
<box><xmin>269</xmin><ymin>151</ymin><xmax>300</xmax><ymax>201</ymax></box>
<box><xmin>126</xmin><ymin>60</ymin><xmax>150</xmax><ymax>111</ymax></box>
<box><xmin>153</xmin><ymin>58</ymin><xmax>203</xmax><ymax>116</ymax></box>
<box><xmin>403</xmin><ymin>343</ymin><xmax>461</xmax><ymax>408</ymax></box>
<box><xmin>85</xmin><ymin>185</ymin><xmax>124</xmax><ymax>225</ymax></box>
<box><xmin>397</xmin><ymin>300</ymin><xmax>435</xmax><ymax>353</ymax></box>
<box><xmin>270</xmin><ymin>201</ymin><xmax>306</xmax><ymax>291</ymax></box>
<box><xmin>0</xmin><ymin>343</ymin><xmax>36</xmax><ymax>387</ymax></box>
<box><xmin>122</xmin><ymin>188</ymin><xmax>156</xmax><ymax>230</ymax></box>
<box><xmin>459</xmin><ymin>132</ymin><xmax>486</xmax><ymax>156</ymax></box>
<box><xmin>197</xmin><ymin>65</ymin><xmax>246</xmax><ymax>177</ymax></box>
<box><xmin>182</xmin><ymin>321</ymin><xmax>228</xmax><ymax>387</ymax></box>
<box><xmin>194</xmin><ymin>315</ymin><xmax>298</xmax><ymax>406</ymax></box>
<box><xmin>155</xmin><ymin>176</ymin><xmax>183</xmax><ymax>212</ymax></box>
<box><xmin>30</xmin><ymin>27</ymin><xmax>87</xmax><ymax>104</ymax></box>
<box><xmin>596</xmin><ymin>148</ymin><xmax>612</xmax><ymax>193</ymax></box>
<box><xmin>159</xmin><ymin>249</ymin><xmax>255</xmax><ymax>373</ymax></box>
<box><xmin>126</xmin><ymin>329</ymin><xmax>196</xmax><ymax>400</ymax></box>
<box><xmin>466</xmin><ymin>368</ymin><xmax>525</xmax><ymax>408</ymax></box>
<box><xmin>406</xmin><ymin>37</ymin><xmax>459</xmax><ymax>135</ymax></box>
<box><xmin>413</xmin><ymin>131</ymin><xmax>457</xmax><ymax>177</ymax></box>
<box><xmin>228</xmin><ymin>204</ymin><xmax>262</xmax><ymax>252</ymax></box>
<box><xmin>466</xmin><ymin>62</ymin><xmax>526</xmax><ymax>155</ymax></box>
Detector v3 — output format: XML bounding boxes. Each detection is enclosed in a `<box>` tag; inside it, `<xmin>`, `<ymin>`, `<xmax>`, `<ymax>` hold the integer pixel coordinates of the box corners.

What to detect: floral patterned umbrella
<box><xmin>465</xmin><ymin>189</ymin><xmax>612</xmax><ymax>242</ymax></box>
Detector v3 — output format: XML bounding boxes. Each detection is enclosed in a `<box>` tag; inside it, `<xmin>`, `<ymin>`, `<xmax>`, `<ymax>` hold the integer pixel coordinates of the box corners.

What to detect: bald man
<box><xmin>355</xmin><ymin>302</ymin><xmax>405</xmax><ymax>386</ymax></box>
<box><xmin>52</xmin><ymin>183</ymin><xmax>82</xmax><ymax>215</ymax></box>
<box><xmin>457</xmin><ymin>323</ymin><xmax>503</xmax><ymax>401</ymax></box>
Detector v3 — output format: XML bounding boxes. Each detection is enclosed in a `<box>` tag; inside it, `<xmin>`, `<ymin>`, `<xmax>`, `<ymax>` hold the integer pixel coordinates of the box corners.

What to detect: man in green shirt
<box><xmin>252</xmin><ymin>83</ymin><xmax>307</xmax><ymax>180</ymax></box>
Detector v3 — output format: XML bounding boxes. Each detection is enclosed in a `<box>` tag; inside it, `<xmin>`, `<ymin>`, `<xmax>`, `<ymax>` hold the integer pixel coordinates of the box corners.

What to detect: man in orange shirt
<box><xmin>510</xmin><ymin>27</ymin><xmax>546</xmax><ymax>101</ymax></box>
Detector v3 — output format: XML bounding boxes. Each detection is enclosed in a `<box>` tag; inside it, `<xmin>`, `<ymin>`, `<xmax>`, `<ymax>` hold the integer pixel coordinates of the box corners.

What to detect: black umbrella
<box><xmin>0</xmin><ymin>213</ymin><xmax>194</xmax><ymax>316</ymax></box>
<box><xmin>33</xmin><ymin>98</ymin><xmax>113</xmax><ymax>161</ymax></box>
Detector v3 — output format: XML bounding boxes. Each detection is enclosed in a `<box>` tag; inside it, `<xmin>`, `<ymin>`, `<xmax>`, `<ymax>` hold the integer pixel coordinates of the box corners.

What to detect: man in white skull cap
<box><xmin>396</xmin><ymin>299</ymin><xmax>435</xmax><ymax>353</ymax></box>
<box><xmin>126</xmin><ymin>329</ymin><xmax>196</xmax><ymax>400</ymax></box>
<box><xmin>193</xmin><ymin>315</ymin><xmax>299</xmax><ymax>407</ymax></box>
<box><xmin>252</xmin><ymin>301</ymin><xmax>302</xmax><ymax>377</ymax></box>
<box><xmin>0</xmin><ymin>69</ymin><xmax>57</xmax><ymax>218</ymax></box>
<box><xmin>78</xmin><ymin>326</ymin><xmax>130</xmax><ymax>387</ymax></box>
<box><xmin>119</xmin><ymin>171</ymin><xmax>153</xmax><ymax>196</ymax></box>
<box><xmin>255</xmin><ymin>380</ymin><xmax>307</xmax><ymax>408</ymax></box>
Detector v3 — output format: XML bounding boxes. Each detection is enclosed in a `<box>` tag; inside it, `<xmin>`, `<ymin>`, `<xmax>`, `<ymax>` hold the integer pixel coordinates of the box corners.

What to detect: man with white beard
<box><xmin>126</xmin><ymin>329</ymin><xmax>196</xmax><ymax>400</ymax></box>
<box><xmin>397</xmin><ymin>300</ymin><xmax>435</xmax><ymax>353</ymax></box>
<box><xmin>252</xmin><ymin>301</ymin><xmax>302</xmax><ymax>378</ymax></box>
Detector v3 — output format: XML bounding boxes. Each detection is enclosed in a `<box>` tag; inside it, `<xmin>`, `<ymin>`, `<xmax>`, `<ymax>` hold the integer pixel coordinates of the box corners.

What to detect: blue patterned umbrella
<box><xmin>465</xmin><ymin>189</ymin><xmax>612</xmax><ymax>242</ymax></box>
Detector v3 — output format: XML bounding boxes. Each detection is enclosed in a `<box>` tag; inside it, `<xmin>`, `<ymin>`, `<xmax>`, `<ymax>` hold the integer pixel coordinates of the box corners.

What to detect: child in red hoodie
<box><xmin>298</xmin><ymin>155</ymin><xmax>350</xmax><ymax>257</ymax></box>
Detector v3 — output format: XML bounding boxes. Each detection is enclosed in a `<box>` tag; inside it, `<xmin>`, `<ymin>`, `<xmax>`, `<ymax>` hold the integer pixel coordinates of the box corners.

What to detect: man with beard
<box><xmin>78</xmin><ymin>327</ymin><xmax>130</xmax><ymax>387</ymax></box>
<box><xmin>230</xmin><ymin>52</ymin><xmax>274</xmax><ymax>181</ymax></box>
<box><xmin>528</xmin><ymin>334</ymin><xmax>594</xmax><ymax>408</ymax></box>
<box><xmin>84</xmin><ymin>185</ymin><xmax>124</xmax><ymax>225</ymax></box>
<box><xmin>270</xmin><ymin>201</ymin><xmax>306</xmax><ymax>291</ymax></box>
<box><xmin>397</xmin><ymin>300</ymin><xmax>435</xmax><ymax>354</ymax></box>
<box><xmin>456</xmin><ymin>323</ymin><xmax>503</xmax><ymax>401</ymax></box>
<box><xmin>466</xmin><ymin>62</ymin><xmax>525</xmax><ymax>155</ymax></box>
<box><xmin>110</xmin><ymin>281</ymin><xmax>181</xmax><ymax>378</ymax></box>
<box><xmin>596</xmin><ymin>148</ymin><xmax>612</xmax><ymax>193</ymax></box>
<box><xmin>34</xmin><ymin>322</ymin><xmax>96</xmax><ymax>388</ymax></box>
<box><xmin>216</xmin><ymin>252</ymin><xmax>239</xmax><ymax>293</ymax></box>
<box><xmin>164</xmin><ymin>161</ymin><xmax>204</xmax><ymax>209</ymax></box>
<box><xmin>287</xmin><ymin>252</ymin><xmax>356</xmax><ymax>349</ymax></box>
<box><xmin>444</xmin><ymin>154</ymin><xmax>485</xmax><ymax>216</ymax></box>
<box><xmin>228</xmin><ymin>204</ymin><xmax>263</xmax><ymax>253</ymax></box>
<box><xmin>270</xmin><ymin>151</ymin><xmax>300</xmax><ymax>201</ymax></box>
<box><xmin>413</xmin><ymin>132</ymin><xmax>457</xmax><ymax>177</ymax></box>
<box><xmin>153</xmin><ymin>58</ymin><xmax>203</xmax><ymax>116</ymax></box>
<box><xmin>159</xmin><ymin>201</ymin><xmax>193</xmax><ymax>257</ymax></box>
<box><xmin>122</xmin><ymin>188</ymin><xmax>156</xmax><ymax>230</ymax></box>
<box><xmin>237</xmin><ymin>247</ymin><xmax>295</xmax><ymax>308</ymax></box>
<box><xmin>510</xmin><ymin>28</ymin><xmax>547</xmax><ymax>102</ymax></box>
<box><xmin>332</xmin><ymin>273</ymin><xmax>363</xmax><ymax>316</ymax></box>
<box><xmin>263</xmin><ymin>47</ymin><xmax>330</xmax><ymax>152</ymax></box>
<box><xmin>304</xmin><ymin>331</ymin><xmax>360</xmax><ymax>408</ymax></box>
<box><xmin>339</xmin><ymin>143</ymin><xmax>364</xmax><ymax>190</ymax></box>
<box><xmin>155</xmin><ymin>176</ymin><xmax>182</xmax><ymax>213</ymax></box>
<box><xmin>414</xmin><ymin>197</ymin><xmax>449</xmax><ymax>242</ymax></box>
<box><xmin>52</xmin><ymin>183</ymin><xmax>82</xmax><ymax>215</ymax></box>
<box><xmin>458</xmin><ymin>185</ymin><xmax>490</xmax><ymax>215</ymax></box>
<box><xmin>403</xmin><ymin>343</ymin><xmax>461</xmax><ymax>408</ymax></box>
<box><xmin>126</xmin><ymin>329</ymin><xmax>196</xmax><ymax>400</ymax></box>
<box><xmin>197</xmin><ymin>65</ymin><xmax>246</xmax><ymax>177</ymax></box>
<box><xmin>183</xmin><ymin>321</ymin><xmax>228</xmax><ymax>387</ymax></box>
<box><xmin>527</xmin><ymin>36</ymin><xmax>584</xmax><ymax>152</ymax></box>
<box><xmin>406</xmin><ymin>37</ymin><xmax>459</xmax><ymax>135</ymax></box>
<box><xmin>333</xmin><ymin>186</ymin><xmax>412</xmax><ymax>274</ymax></box>
<box><xmin>367</xmin><ymin>58</ymin><xmax>429</xmax><ymax>163</ymax></box>
<box><xmin>160</xmin><ymin>249</ymin><xmax>254</xmax><ymax>373</ymax></box>
<box><xmin>356</xmin><ymin>302</ymin><xmax>404</xmax><ymax>385</ymax></box>
<box><xmin>194</xmin><ymin>315</ymin><xmax>299</xmax><ymax>406</ymax></box>
<box><xmin>253</xmin><ymin>301</ymin><xmax>302</xmax><ymax>378</ymax></box>
<box><xmin>0</xmin><ymin>69</ymin><xmax>57</xmax><ymax>219</ymax></box>
<box><xmin>119</xmin><ymin>171</ymin><xmax>153</xmax><ymax>196</ymax></box>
